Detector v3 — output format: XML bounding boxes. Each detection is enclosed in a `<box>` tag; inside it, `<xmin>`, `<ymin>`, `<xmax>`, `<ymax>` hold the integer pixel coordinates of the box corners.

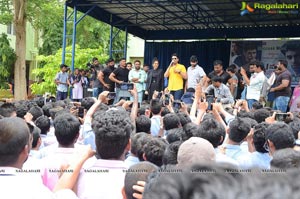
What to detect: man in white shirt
<box><xmin>0</xmin><ymin>117</ymin><xmax>92</xmax><ymax>199</ymax></box>
<box><xmin>240</xmin><ymin>61</ymin><xmax>265</xmax><ymax>109</ymax></box>
<box><xmin>186</xmin><ymin>55</ymin><xmax>207</xmax><ymax>90</ymax></box>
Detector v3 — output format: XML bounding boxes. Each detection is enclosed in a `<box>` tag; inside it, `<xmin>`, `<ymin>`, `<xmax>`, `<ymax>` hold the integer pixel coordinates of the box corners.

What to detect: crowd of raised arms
<box><xmin>1</xmin><ymin>53</ymin><xmax>300</xmax><ymax>199</ymax></box>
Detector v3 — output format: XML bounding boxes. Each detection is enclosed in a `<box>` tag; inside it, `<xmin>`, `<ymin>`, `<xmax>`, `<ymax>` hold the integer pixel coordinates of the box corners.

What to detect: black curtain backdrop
<box><xmin>144</xmin><ymin>41</ymin><xmax>231</xmax><ymax>74</ymax></box>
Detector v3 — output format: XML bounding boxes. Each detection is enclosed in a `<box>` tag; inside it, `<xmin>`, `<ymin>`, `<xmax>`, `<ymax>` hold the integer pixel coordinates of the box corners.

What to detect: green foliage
<box><xmin>0</xmin><ymin>0</ymin><xmax>13</xmax><ymax>24</ymax></box>
<box><xmin>30</xmin><ymin>45</ymin><xmax>108</xmax><ymax>95</ymax></box>
<box><xmin>0</xmin><ymin>33</ymin><xmax>16</xmax><ymax>88</ymax></box>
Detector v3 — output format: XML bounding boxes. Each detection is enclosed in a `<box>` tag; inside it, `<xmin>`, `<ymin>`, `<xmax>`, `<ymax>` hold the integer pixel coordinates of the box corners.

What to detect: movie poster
<box><xmin>229</xmin><ymin>40</ymin><xmax>300</xmax><ymax>86</ymax></box>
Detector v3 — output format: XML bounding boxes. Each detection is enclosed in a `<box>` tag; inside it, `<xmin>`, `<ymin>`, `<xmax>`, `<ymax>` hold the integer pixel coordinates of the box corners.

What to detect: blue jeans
<box><xmin>241</xmin><ymin>87</ymin><xmax>247</xmax><ymax>100</ymax></box>
<box><xmin>92</xmin><ymin>87</ymin><xmax>103</xmax><ymax>98</ymax></box>
<box><xmin>273</xmin><ymin>96</ymin><xmax>290</xmax><ymax>112</ymax></box>
<box><xmin>170</xmin><ymin>89</ymin><xmax>183</xmax><ymax>100</ymax></box>
<box><xmin>247</xmin><ymin>99</ymin><xmax>257</xmax><ymax>110</ymax></box>
<box><xmin>56</xmin><ymin>91</ymin><xmax>68</xmax><ymax>101</ymax></box>
<box><xmin>130</xmin><ymin>91</ymin><xmax>143</xmax><ymax>103</ymax></box>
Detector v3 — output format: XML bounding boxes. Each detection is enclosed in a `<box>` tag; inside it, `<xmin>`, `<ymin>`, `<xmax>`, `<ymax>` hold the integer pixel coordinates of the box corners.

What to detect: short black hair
<box><xmin>289</xmin><ymin>118</ymin><xmax>300</xmax><ymax>139</ymax></box>
<box><xmin>182</xmin><ymin>122</ymin><xmax>198</xmax><ymax>141</ymax></box>
<box><xmin>92</xmin><ymin>110</ymin><xmax>133</xmax><ymax>159</ymax></box>
<box><xmin>177</xmin><ymin>112</ymin><xmax>191</xmax><ymax>127</ymax></box>
<box><xmin>190</xmin><ymin>55</ymin><xmax>198</xmax><ymax>62</ymax></box>
<box><xmin>271</xmin><ymin>148</ymin><xmax>300</xmax><ymax>169</ymax></box>
<box><xmin>60</xmin><ymin>64</ymin><xmax>68</xmax><ymax>69</ymax></box>
<box><xmin>125</xmin><ymin>162</ymin><xmax>158</xmax><ymax>199</ymax></box>
<box><xmin>136</xmin><ymin>115</ymin><xmax>151</xmax><ymax>134</ymax></box>
<box><xmin>162</xmin><ymin>140</ymin><xmax>182</xmax><ymax>165</ymax></box>
<box><xmin>265</xmin><ymin>122</ymin><xmax>295</xmax><ymax>150</ymax></box>
<box><xmin>152</xmin><ymin>57</ymin><xmax>159</xmax><ymax>64</ymax></box>
<box><xmin>42</xmin><ymin>103</ymin><xmax>53</xmax><ymax>117</ymax></box>
<box><xmin>81</xmin><ymin>97</ymin><xmax>95</xmax><ymax>111</ymax></box>
<box><xmin>213</xmin><ymin>60</ymin><xmax>223</xmax><ymax>66</ymax></box>
<box><xmin>229</xmin><ymin>118</ymin><xmax>251</xmax><ymax>143</ymax></box>
<box><xmin>92</xmin><ymin>57</ymin><xmax>98</xmax><ymax>62</ymax></box>
<box><xmin>28</xmin><ymin>106</ymin><xmax>44</xmax><ymax>121</ymax></box>
<box><xmin>31</xmin><ymin>126</ymin><xmax>41</xmax><ymax>148</ymax></box>
<box><xmin>136</xmin><ymin>133</ymin><xmax>153</xmax><ymax>161</ymax></box>
<box><xmin>253</xmin><ymin>122</ymin><xmax>269</xmax><ymax>153</ymax></box>
<box><xmin>226</xmin><ymin>64</ymin><xmax>236</xmax><ymax>73</ymax></box>
<box><xmin>34</xmin><ymin>97</ymin><xmax>45</xmax><ymax>108</ymax></box>
<box><xmin>131</xmin><ymin>133</ymin><xmax>151</xmax><ymax>156</ymax></box>
<box><xmin>171</xmin><ymin>53</ymin><xmax>178</xmax><ymax>58</ymax></box>
<box><xmin>143</xmin><ymin>137</ymin><xmax>168</xmax><ymax>167</ymax></box>
<box><xmin>212</xmin><ymin>76</ymin><xmax>223</xmax><ymax>83</ymax></box>
<box><xmin>278</xmin><ymin>59</ymin><xmax>288</xmax><ymax>68</ymax></box>
<box><xmin>252</xmin><ymin>101</ymin><xmax>263</xmax><ymax>110</ymax></box>
<box><xmin>256</xmin><ymin>61</ymin><xmax>265</xmax><ymax>71</ymax></box>
<box><xmin>0</xmin><ymin>118</ymin><xmax>30</xmax><ymax>166</ymax></box>
<box><xmin>106</xmin><ymin>57</ymin><xmax>114</xmax><ymax>64</ymax></box>
<box><xmin>35</xmin><ymin>115</ymin><xmax>51</xmax><ymax>135</ymax></box>
<box><xmin>138</xmin><ymin>104</ymin><xmax>150</xmax><ymax>116</ymax></box>
<box><xmin>254</xmin><ymin>109</ymin><xmax>270</xmax><ymax>124</ymax></box>
<box><xmin>143</xmin><ymin>163</ymin><xmax>243</xmax><ymax>199</ymax></box>
<box><xmin>163</xmin><ymin>113</ymin><xmax>180</xmax><ymax>131</ymax></box>
<box><xmin>0</xmin><ymin>103</ymin><xmax>16</xmax><ymax>117</ymax></box>
<box><xmin>54</xmin><ymin>113</ymin><xmax>80</xmax><ymax>147</ymax></box>
<box><xmin>150</xmin><ymin>99</ymin><xmax>162</xmax><ymax>115</ymax></box>
<box><xmin>166</xmin><ymin>128</ymin><xmax>184</xmax><ymax>144</ymax></box>
<box><xmin>197</xmin><ymin>118</ymin><xmax>226</xmax><ymax>148</ymax></box>
<box><xmin>15</xmin><ymin>103</ymin><xmax>29</xmax><ymax>118</ymax></box>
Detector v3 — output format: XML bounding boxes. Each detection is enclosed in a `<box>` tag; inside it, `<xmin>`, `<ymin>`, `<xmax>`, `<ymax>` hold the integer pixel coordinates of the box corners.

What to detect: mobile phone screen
<box><xmin>206</xmin><ymin>95</ymin><xmax>214</xmax><ymax>110</ymax></box>
<box><xmin>78</xmin><ymin>107</ymin><xmax>84</xmax><ymax>118</ymax></box>
<box><xmin>275</xmin><ymin>113</ymin><xmax>288</xmax><ymax>121</ymax></box>
<box><xmin>108</xmin><ymin>92</ymin><xmax>116</xmax><ymax>99</ymax></box>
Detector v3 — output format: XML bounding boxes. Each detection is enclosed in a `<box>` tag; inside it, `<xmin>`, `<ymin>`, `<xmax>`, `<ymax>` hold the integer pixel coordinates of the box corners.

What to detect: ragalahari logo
<box><xmin>240</xmin><ymin>2</ymin><xmax>255</xmax><ymax>16</ymax></box>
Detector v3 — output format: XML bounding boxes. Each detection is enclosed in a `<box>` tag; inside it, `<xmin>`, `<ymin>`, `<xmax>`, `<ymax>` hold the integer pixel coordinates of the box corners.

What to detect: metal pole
<box><xmin>62</xmin><ymin>2</ymin><xmax>68</xmax><ymax>64</ymax></box>
<box><xmin>109</xmin><ymin>25</ymin><xmax>113</xmax><ymax>58</ymax></box>
<box><xmin>124</xmin><ymin>26</ymin><xmax>128</xmax><ymax>59</ymax></box>
<box><xmin>71</xmin><ymin>4</ymin><xmax>77</xmax><ymax>72</ymax></box>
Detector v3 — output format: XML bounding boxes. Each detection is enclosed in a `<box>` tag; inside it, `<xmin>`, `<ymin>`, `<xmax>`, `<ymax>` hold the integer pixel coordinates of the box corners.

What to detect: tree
<box><xmin>0</xmin><ymin>1</ymin><xmax>126</xmax><ymax>99</ymax></box>
<box><xmin>0</xmin><ymin>33</ymin><xmax>16</xmax><ymax>88</ymax></box>
<box><xmin>0</xmin><ymin>0</ymin><xmax>64</xmax><ymax>100</ymax></box>
<box><xmin>31</xmin><ymin>45</ymin><xmax>108</xmax><ymax>95</ymax></box>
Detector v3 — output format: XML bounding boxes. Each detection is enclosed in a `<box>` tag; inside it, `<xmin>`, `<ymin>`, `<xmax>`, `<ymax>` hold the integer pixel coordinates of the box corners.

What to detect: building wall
<box><xmin>0</xmin><ymin>22</ymin><xmax>39</xmax><ymax>81</ymax></box>
<box><xmin>126</xmin><ymin>34</ymin><xmax>145</xmax><ymax>65</ymax></box>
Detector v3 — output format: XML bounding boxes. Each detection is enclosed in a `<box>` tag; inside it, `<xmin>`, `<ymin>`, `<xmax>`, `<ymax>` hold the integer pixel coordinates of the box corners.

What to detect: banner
<box><xmin>229</xmin><ymin>40</ymin><xmax>300</xmax><ymax>86</ymax></box>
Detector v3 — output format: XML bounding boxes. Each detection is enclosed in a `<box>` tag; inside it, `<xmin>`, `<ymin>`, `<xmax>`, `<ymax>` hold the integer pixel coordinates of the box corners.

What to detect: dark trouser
<box><xmin>170</xmin><ymin>89</ymin><xmax>183</xmax><ymax>100</ymax></box>
<box><xmin>56</xmin><ymin>91</ymin><xmax>68</xmax><ymax>101</ymax></box>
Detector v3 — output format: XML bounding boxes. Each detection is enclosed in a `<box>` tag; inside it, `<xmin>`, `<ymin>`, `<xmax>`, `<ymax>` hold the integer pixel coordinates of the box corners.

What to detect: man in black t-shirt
<box><xmin>269</xmin><ymin>60</ymin><xmax>292</xmax><ymax>112</ymax></box>
<box><xmin>207</xmin><ymin>60</ymin><xmax>231</xmax><ymax>85</ymax></box>
<box><xmin>109</xmin><ymin>58</ymin><xmax>130</xmax><ymax>103</ymax></box>
<box><xmin>99</xmin><ymin>58</ymin><xmax>115</xmax><ymax>92</ymax></box>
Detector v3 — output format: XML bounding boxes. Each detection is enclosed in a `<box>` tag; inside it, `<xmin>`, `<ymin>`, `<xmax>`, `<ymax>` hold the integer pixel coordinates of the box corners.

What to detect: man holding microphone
<box><xmin>164</xmin><ymin>53</ymin><xmax>187</xmax><ymax>100</ymax></box>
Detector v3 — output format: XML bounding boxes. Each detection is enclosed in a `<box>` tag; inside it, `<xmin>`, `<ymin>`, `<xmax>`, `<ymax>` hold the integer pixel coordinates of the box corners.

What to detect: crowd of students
<box><xmin>1</xmin><ymin>52</ymin><xmax>300</xmax><ymax>198</ymax></box>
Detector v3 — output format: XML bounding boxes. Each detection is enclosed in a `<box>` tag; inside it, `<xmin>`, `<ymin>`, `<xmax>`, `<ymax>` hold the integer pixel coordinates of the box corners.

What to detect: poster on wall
<box><xmin>229</xmin><ymin>40</ymin><xmax>300</xmax><ymax>86</ymax></box>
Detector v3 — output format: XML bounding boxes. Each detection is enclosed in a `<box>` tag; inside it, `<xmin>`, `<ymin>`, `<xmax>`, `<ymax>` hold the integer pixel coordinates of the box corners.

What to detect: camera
<box><xmin>78</xmin><ymin>107</ymin><xmax>84</xmax><ymax>118</ymax></box>
<box><xmin>120</xmin><ymin>83</ymin><xmax>134</xmax><ymax>90</ymax></box>
<box><xmin>206</xmin><ymin>95</ymin><xmax>215</xmax><ymax>111</ymax></box>
<box><xmin>173</xmin><ymin>101</ymin><xmax>181</xmax><ymax>109</ymax></box>
<box><xmin>157</xmin><ymin>92</ymin><xmax>163</xmax><ymax>99</ymax></box>
<box><xmin>164</xmin><ymin>94</ymin><xmax>170</xmax><ymax>106</ymax></box>
<box><xmin>275</xmin><ymin>113</ymin><xmax>289</xmax><ymax>121</ymax></box>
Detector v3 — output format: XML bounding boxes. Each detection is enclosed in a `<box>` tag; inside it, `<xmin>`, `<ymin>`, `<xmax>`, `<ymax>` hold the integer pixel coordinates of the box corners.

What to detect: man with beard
<box><xmin>129</xmin><ymin>60</ymin><xmax>147</xmax><ymax>103</ymax></box>
<box><xmin>269</xmin><ymin>60</ymin><xmax>292</xmax><ymax>112</ymax></box>
<box><xmin>99</xmin><ymin>58</ymin><xmax>116</xmax><ymax>92</ymax></box>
